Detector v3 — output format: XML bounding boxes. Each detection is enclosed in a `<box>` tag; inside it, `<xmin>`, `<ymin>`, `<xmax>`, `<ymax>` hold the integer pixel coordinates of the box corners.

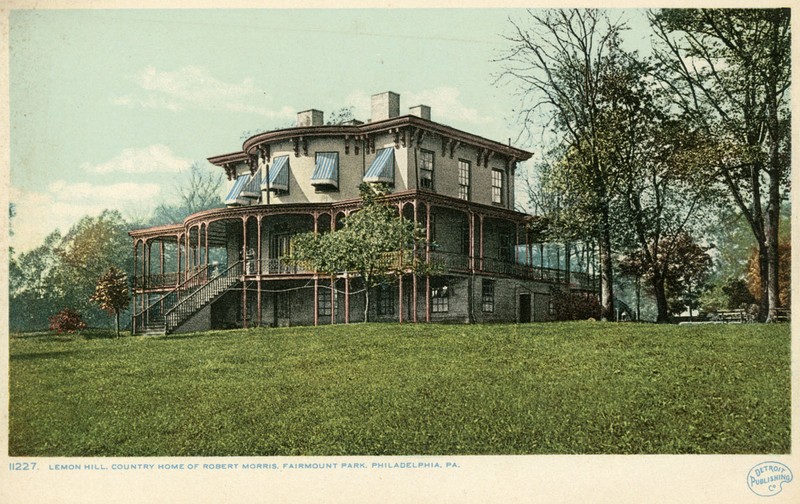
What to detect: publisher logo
<box><xmin>748</xmin><ymin>462</ymin><xmax>793</xmax><ymax>497</ymax></box>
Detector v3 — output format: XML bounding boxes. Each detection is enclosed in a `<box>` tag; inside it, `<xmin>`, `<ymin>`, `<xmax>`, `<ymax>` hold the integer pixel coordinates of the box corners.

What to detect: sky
<box><xmin>7</xmin><ymin>8</ymin><xmax>651</xmax><ymax>252</ymax></box>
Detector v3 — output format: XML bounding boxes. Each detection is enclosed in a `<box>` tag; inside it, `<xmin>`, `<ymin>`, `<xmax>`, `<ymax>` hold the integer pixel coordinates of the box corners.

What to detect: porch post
<box><xmin>314</xmin><ymin>276</ymin><xmax>319</xmax><ymax>326</ymax></box>
<box><xmin>426</xmin><ymin>203</ymin><xmax>431</xmax><ymax>323</ymax></box>
<box><xmin>479</xmin><ymin>214</ymin><xmax>485</xmax><ymax>271</ymax></box>
<box><xmin>197</xmin><ymin>226</ymin><xmax>201</xmax><ymax>272</ymax></box>
<box><xmin>413</xmin><ymin>201</ymin><xmax>418</xmax><ymax>323</ymax></box>
<box><xmin>242</xmin><ymin>218</ymin><xmax>247</xmax><ymax>329</ymax></box>
<box><xmin>330</xmin><ymin>276</ymin><xmax>335</xmax><ymax>325</ymax></box>
<box><xmin>469</xmin><ymin>212</ymin><xmax>475</xmax><ymax>272</ymax></box>
<box><xmin>345</xmin><ymin>274</ymin><xmax>350</xmax><ymax>324</ymax></box>
<box><xmin>257</xmin><ymin>216</ymin><xmax>262</xmax><ymax>327</ymax></box>
<box><xmin>133</xmin><ymin>241</ymin><xmax>138</xmax><ymax>334</ymax></box>
<box><xmin>176</xmin><ymin>235</ymin><xmax>182</xmax><ymax>286</ymax></box>
<box><xmin>159</xmin><ymin>240</ymin><xmax>165</xmax><ymax>276</ymax></box>
<box><xmin>204</xmin><ymin>223</ymin><xmax>209</xmax><ymax>268</ymax></box>
<box><xmin>398</xmin><ymin>274</ymin><xmax>404</xmax><ymax>324</ymax></box>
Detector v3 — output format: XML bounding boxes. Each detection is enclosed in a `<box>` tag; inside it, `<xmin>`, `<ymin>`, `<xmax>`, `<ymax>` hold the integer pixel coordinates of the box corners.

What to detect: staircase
<box><xmin>133</xmin><ymin>261</ymin><xmax>242</xmax><ymax>335</ymax></box>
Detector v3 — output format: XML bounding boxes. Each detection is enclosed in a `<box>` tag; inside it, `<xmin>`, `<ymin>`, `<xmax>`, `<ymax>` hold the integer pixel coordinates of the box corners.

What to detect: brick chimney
<box><xmin>409</xmin><ymin>105</ymin><xmax>431</xmax><ymax>121</ymax></box>
<box><xmin>370</xmin><ymin>92</ymin><xmax>400</xmax><ymax>122</ymax></box>
<box><xmin>297</xmin><ymin>109</ymin><xmax>324</xmax><ymax>127</ymax></box>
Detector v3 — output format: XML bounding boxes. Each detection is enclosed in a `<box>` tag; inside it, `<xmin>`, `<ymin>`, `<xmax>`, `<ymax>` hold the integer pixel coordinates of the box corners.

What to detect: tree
<box><xmin>498</xmin><ymin>9</ymin><xmax>633</xmax><ymax>320</ymax></box>
<box><xmin>650</xmin><ymin>9</ymin><xmax>791</xmax><ymax>321</ymax></box>
<box><xmin>9</xmin><ymin>230</ymin><xmax>64</xmax><ymax>330</ymax></box>
<box><xmin>619</xmin><ymin>233</ymin><xmax>712</xmax><ymax>321</ymax></box>
<box><xmin>52</xmin><ymin>210</ymin><xmax>132</xmax><ymax>326</ymax></box>
<box><xmin>90</xmin><ymin>266</ymin><xmax>130</xmax><ymax>337</ymax></box>
<box><xmin>289</xmin><ymin>184</ymin><xmax>431</xmax><ymax>322</ymax></box>
<box><xmin>746</xmin><ymin>239</ymin><xmax>790</xmax><ymax>309</ymax></box>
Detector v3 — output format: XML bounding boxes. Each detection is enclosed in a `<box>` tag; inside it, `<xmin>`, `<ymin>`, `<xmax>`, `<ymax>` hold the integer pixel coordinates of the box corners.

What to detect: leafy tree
<box><xmin>9</xmin><ymin>230</ymin><xmax>63</xmax><ymax>330</ymax></box>
<box><xmin>289</xmin><ymin>184</ymin><xmax>431</xmax><ymax>322</ymax></box>
<box><xmin>90</xmin><ymin>266</ymin><xmax>130</xmax><ymax>338</ymax></box>
<box><xmin>498</xmin><ymin>9</ymin><xmax>633</xmax><ymax>320</ymax></box>
<box><xmin>52</xmin><ymin>210</ymin><xmax>132</xmax><ymax>326</ymax></box>
<box><xmin>650</xmin><ymin>8</ymin><xmax>791</xmax><ymax>321</ymax></box>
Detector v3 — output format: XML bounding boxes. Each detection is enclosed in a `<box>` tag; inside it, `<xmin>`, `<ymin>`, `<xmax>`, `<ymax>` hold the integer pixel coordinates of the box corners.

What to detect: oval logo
<box><xmin>748</xmin><ymin>461</ymin><xmax>793</xmax><ymax>497</ymax></box>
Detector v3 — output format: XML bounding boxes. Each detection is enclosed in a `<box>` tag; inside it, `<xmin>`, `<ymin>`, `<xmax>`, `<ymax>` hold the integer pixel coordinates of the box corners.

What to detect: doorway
<box><xmin>519</xmin><ymin>294</ymin><xmax>531</xmax><ymax>323</ymax></box>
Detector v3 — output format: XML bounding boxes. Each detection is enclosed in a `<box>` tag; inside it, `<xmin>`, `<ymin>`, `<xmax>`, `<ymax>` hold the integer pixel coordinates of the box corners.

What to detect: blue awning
<box><xmin>225</xmin><ymin>174</ymin><xmax>251</xmax><ymax>205</ymax></box>
<box><xmin>241</xmin><ymin>171</ymin><xmax>262</xmax><ymax>199</ymax></box>
<box><xmin>265</xmin><ymin>156</ymin><xmax>289</xmax><ymax>192</ymax></box>
<box><xmin>363</xmin><ymin>147</ymin><xmax>395</xmax><ymax>184</ymax></box>
<box><xmin>311</xmin><ymin>152</ymin><xmax>339</xmax><ymax>188</ymax></box>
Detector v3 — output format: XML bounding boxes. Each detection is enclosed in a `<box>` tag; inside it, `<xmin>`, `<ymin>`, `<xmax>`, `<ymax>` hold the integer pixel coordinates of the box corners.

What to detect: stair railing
<box><xmin>133</xmin><ymin>265</ymin><xmax>210</xmax><ymax>333</ymax></box>
<box><xmin>164</xmin><ymin>261</ymin><xmax>243</xmax><ymax>333</ymax></box>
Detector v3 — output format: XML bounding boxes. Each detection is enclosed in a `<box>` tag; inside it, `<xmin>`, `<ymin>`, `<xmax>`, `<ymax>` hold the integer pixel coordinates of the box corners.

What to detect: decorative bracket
<box><xmin>223</xmin><ymin>163</ymin><xmax>236</xmax><ymax>181</ymax></box>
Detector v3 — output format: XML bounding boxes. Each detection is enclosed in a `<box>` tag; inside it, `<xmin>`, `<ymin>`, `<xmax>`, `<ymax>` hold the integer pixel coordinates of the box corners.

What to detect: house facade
<box><xmin>129</xmin><ymin>92</ymin><xmax>598</xmax><ymax>335</ymax></box>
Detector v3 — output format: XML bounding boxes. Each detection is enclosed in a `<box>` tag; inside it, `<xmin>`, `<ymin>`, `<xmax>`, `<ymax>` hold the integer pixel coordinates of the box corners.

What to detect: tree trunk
<box><xmin>115</xmin><ymin>310</ymin><xmax>120</xmax><ymax>338</ymax></box>
<box><xmin>757</xmin><ymin>242</ymin><xmax>769</xmax><ymax>322</ymax></box>
<box><xmin>652</xmin><ymin>273</ymin><xmax>670</xmax><ymax>324</ymax></box>
<box><xmin>364</xmin><ymin>286</ymin><xmax>370</xmax><ymax>323</ymax></box>
<box><xmin>599</xmin><ymin>213</ymin><xmax>615</xmax><ymax>322</ymax></box>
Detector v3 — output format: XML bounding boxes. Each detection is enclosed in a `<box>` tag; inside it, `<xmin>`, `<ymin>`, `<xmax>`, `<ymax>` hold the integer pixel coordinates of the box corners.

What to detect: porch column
<box><xmin>330</xmin><ymin>276</ymin><xmax>335</xmax><ymax>325</ymax></box>
<box><xmin>469</xmin><ymin>212</ymin><xmax>475</xmax><ymax>271</ymax></box>
<box><xmin>425</xmin><ymin>203</ymin><xmax>431</xmax><ymax>323</ymax></box>
<box><xmin>398</xmin><ymin>275</ymin><xmax>404</xmax><ymax>324</ymax></box>
<box><xmin>479</xmin><ymin>214</ymin><xmax>485</xmax><ymax>271</ymax></box>
<box><xmin>314</xmin><ymin>276</ymin><xmax>319</xmax><ymax>326</ymax></box>
<box><xmin>204</xmin><ymin>223</ymin><xmax>209</xmax><ymax>268</ymax></box>
<box><xmin>413</xmin><ymin>202</ymin><xmax>418</xmax><ymax>323</ymax></box>
<box><xmin>313</xmin><ymin>211</ymin><xmax>318</xmax><ymax>235</ymax></box>
<box><xmin>197</xmin><ymin>226</ymin><xmax>201</xmax><ymax>272</ymax></box>
<box><xmin>176</xmin><ymin>235</ymin><xmax>182</xmax><ymax>286</ymax></box>
<box><xmin>345</xmin><ymin>274</ymin><xmax>350</xmax><ymax>324</ymax></box>
<box><xmin>159</xmin><ymin>240</ymin><xmax>165</xmax><ymax>276</ymax></box>
<box><xmin>133</xmin><ymin>241</ymin><xmax>138</xmax><ymax>334</ymax></box>
<box><xmin>256</xmin><ymin>217</ymin><xmax>262</xmax><ymax>327</ymax></box>
<box><xmin>242</xmin><ymin>218</ymin><xmax>247</xmax><ymax>329</ymax></box>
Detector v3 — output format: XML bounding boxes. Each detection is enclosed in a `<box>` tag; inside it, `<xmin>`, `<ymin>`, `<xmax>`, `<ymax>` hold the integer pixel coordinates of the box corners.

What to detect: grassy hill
<box><xmin>9</xmin><ymin>322</ymin><xmax>790</xmax><ymax>456</ymax></box>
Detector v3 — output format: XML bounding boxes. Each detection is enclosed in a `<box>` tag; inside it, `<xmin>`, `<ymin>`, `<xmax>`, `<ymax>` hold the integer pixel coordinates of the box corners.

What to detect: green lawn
<box><xmin>9</xmin><ymin>322</ymin><xmax>790</xmax><ymax>456</ymax></box>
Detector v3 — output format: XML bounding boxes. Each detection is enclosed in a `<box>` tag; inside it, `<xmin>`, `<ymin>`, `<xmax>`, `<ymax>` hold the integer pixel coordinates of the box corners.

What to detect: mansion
<box><xmin>129</xmin><ymin>92</ymin><xmax>598</xmax><ymax>335</ymax></box>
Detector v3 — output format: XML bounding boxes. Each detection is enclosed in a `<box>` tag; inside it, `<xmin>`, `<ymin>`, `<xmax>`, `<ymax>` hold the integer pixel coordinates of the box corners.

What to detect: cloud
<box><xmin>345</xmin><ymin>87</ymin><xmax>494</xmax><ymax>126</ymax></box>
<box><xmin>114</xmin><ymin>65</ymin><xmax>296</xmax><ymax>119</ymax></box>
<box><xmin>82</xmin><ymin>145</ymin><xmax>191</xmax><ymax>174</ymax></box>
<box><xmin>9</xmin><ymin>182</ymin><xmax>163</xmax><ymax>253</ymax></box>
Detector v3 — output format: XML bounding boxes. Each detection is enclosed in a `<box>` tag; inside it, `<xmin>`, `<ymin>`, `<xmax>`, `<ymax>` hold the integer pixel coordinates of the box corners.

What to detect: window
<box><xmin>312</xmin><ymin>152</ymin><xmax>339</xmax><ymax>192</ymax></box>
<box><xmin>318</xmin><ymin>286</ymin><xmax>333</xmax><ymax>317</ymax></box>
<box><xmin>458</xmin><ymin>160</ymin><xmax>470</xmax><ymax>200</ymax></box>
<box><xmin>420</xmin><ymin>150</ymin><xmax>434</xmax><ymax>190</ymax></box>
<box><xmin>377</xmin><ymin>283</ymin><xmax>395</xmax><ymax>316</ymax></box>
<box><xmin>492</xmin><ymin>169</ymin><xmax>504</xmax><ymax>204</ymax></box>
<box><xmin>482</xmin><ymin>280</ymin><xmax>495</xmax><ymax>313</ymax></box>
<box><xmin>431</xmin><ymin>280</ymin><xmax>449</xmax><ymax>313</ymax></box>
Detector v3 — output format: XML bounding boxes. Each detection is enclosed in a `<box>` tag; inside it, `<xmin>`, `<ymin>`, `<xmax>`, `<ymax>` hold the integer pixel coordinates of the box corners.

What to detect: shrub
<box><xmin>550</xmin><ymin>288</ymin><xmax>601</xmax><ymax>321</ymax></box>
<box><xmin>49</xmin><ymin>309</ymin><xmax>87</xmax><ymax>334</ymax></box>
